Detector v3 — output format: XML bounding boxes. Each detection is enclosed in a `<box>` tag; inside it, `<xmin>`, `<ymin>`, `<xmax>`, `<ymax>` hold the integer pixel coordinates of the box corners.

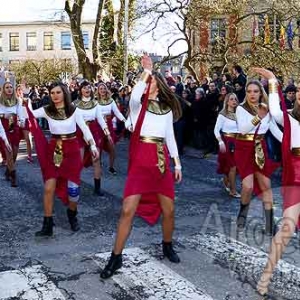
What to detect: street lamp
<box><xmin>123</xmin><ymin>0</ymin><xmax>129</xmax><ymax>84</ymax></box>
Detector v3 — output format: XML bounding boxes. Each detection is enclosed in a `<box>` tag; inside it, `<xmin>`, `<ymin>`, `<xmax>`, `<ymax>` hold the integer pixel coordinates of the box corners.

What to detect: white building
<box><xmin>0</xmin><ymin>20</ymin><xmax>95</xmax><ymax>70</ymax></box>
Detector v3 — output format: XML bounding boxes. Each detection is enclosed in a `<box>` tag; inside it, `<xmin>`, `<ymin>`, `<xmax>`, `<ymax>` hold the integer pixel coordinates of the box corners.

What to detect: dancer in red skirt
<box><xmin>235</xmin><ymin>78</ymin><xmax>282</xmax><ymax>235</ymax></box>
<box><xmin>0</xmin><ymin>81</ymin><xmax>25</xmax><ymax>187</ymax></box>
<box><xmin>16</xmin><ymin>84</ymin><xmax>33</xmax><ymax>163</ymax></box>
<box><xmin>96</xmin><ymin>83</ymin><xmax>126</xmax><ymax>175</ymax></box>
<box><xmin>100</xmin><ymin>54</ymin><xmax>182</xmax><ymax>279</ymax></box>
<box><xmin>214</xmin><ymin>93</ymin><xmax>240</xmax><ymax>198</ymax></box>
<box><xmin>255</xmin><ymin>69</ymin><xmax>300</xmax><ymax>296</ymax></box>
<box><xmin>27</xmin><ymin>82</ymin><xmax>98</xmax><ymax>236</ymax></box>
<box><xmin>74</xmin><ymin>80</ymin><xmax>112</xmax><ymax>196</ymax></box>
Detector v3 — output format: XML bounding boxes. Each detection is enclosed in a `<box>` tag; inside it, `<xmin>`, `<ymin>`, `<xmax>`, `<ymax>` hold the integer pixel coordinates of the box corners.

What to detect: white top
<box><xmin>0</xmin><ymin>119</ymin><xmax>8</xmax><ymax>141</ymax></box>
<box><xmin>214</xmin><ymin>114</ymin><xmax>238</xmax><ymax>140</ymax></box>
<box><xmin>129</xmin><ymin>81</ymin><xmax>179</xmax><ymax>158</ymax></box>
<box><xmin>269</xmin><ymin>90</ymin><xmax>300</xmax><ymax>148</ymax></box>
<box><xmin>31</xmin><ymin>106</ymin><xmax>94</xmax><ymax>143</ymax></box>
<box><xmin>74</xmin><ymin>97</ymin><xmax>107</xmax><ymax>130</ymax></box>
<box><xmin>236</xmin><ymin>105</ymin><xmax>282</xmax><ymax>142</ymax></box>
<box><xmin>19</xmin><ymin>98</ymin><xmax>29</xmax><ymax>119</ymax></box>
<box><xmin>0</xmin><ymin>100</ymin><xmax>25</xmax><ymax>123</ymax></box>
<box><xmin>99</xmin><ymin>98</ymin><xmax>125</xmax><ymax>121</ymax></box>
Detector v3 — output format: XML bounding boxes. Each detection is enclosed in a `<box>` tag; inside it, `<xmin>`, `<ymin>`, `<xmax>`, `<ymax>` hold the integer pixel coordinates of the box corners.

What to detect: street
<box><xmin>1</xmin><ymin>137</ymin><xmax>300</xmax><ymax>300</ymax></box>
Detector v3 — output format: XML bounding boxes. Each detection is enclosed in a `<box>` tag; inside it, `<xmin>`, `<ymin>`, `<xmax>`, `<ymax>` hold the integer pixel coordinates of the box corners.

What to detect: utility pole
<box><xmin>123</xmin><ymin>0</ymin><xmax>129</xmax><ymax>84</ymax></box>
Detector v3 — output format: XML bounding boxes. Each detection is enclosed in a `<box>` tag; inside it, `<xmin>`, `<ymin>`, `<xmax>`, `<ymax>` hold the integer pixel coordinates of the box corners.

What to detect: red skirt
<box><xmin>217</xmin><ymin>136</ymin><xmax>236</xmax><ymax>175</ymax></box>
<box><xmin>124</xmin><ymin>141</ymin><xmax>175</xmax><ymax>225</ymax></box>
<box><xmin>1</xmin><ymin>116</ymin><xmax>20</xmax><ymax>147</ymax></box>
<box><xmin>235</xmin><ymin>139</ymin><xmax>279</xmax><ymax>195</ymax></box>
<box><xmin>44</xmin><ymin>138</ymin><xmax>83</xmax><ymax>205</ymax></box>
<box><xmin>282</xmin><ymin>155</ymin><xmax>300</xmax><ymax>211</ymax></box>
<box><xmin>76</xmin><ymin>120</ymin><xmax>101</xmax><ymax>168</ymax></box>
<box><xmin>99</xmin><ymin>117</ymin><xmax>117</xmax><ymax>152</ymax></box>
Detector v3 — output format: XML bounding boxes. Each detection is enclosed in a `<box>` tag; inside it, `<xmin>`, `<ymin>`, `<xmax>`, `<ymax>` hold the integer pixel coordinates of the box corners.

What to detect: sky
<box><xmin>0</xmin><ymin>0</ymin><xmax>187</xmax><ymax>56</ymax></box>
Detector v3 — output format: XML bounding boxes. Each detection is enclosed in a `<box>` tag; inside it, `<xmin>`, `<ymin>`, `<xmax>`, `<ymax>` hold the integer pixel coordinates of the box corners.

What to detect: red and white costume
<box><xmin>214</xmin><ymin>113</ymin><xmax>238</xmax><ymax>175</ymax></box>
<box><xmin>27</xmin><ymin>104</ymin><xmax>96</xmax><ymax>204</ymax></box>
<box><xmin>269</xmin><ymin>82</ymin><xmax>300</xmax><ymax>212</ymax></box>
<box><xmin>97</xmin><ymin>98</ymin><xmax>125</xmax><ymax>148</ymax></box>
<box><xmin>124</xmin><ymin>80</ymin><xmax>179</xmax><ymax>225</ymax></box>
<box><xmin>235</xmin><ymin>102</ymin><xmax>282</xmax><ymax>185</ymax></box>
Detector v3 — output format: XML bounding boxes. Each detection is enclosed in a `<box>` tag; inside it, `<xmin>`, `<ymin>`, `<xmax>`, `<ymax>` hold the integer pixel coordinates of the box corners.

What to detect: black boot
<box><xmin>237</xmin><ymin>203</ymin><xmax>250</xmax><ymax>231</ymax></box>
<box><xmin>10</xmin><ymin>170</ymin><xmax>17</xmax><ymax>187</ymax></box>
<box><xmin>4</xmin><ymin>168</ymin><xmax>10</xmax><ymax>181</ymax></box>
<box><xmin>264</xmin><ymin>208</ymin><xmax>276</xmax><ymax>236</ymax></box>
<box><xmin>162</xmin><ymin>241</ymin><xmax>180</xmax><ymax>263</ymax></box>
<box><xmin>100</xmin><ymin>252</ymin><xmax>123</xmax><ymax>279</ymax></box>
<box><xmin>94</xmin><ymin>178</ymin><xmax>104</xmax><ymax>196</ymax></box>
<box><xmin>67</xmin><ymin>208</ymin><xmax>80</xmax><ymax>232</ymax></box>
<box><xmin>35</xmin><ymin>217</ymin><xmax>54</xmax><ymax>237</ymax></box>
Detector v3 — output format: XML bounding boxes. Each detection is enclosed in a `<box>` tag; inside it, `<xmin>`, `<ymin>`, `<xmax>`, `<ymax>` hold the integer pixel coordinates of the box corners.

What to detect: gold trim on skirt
<box><xmin>140</xmin><ymin>136</ymin><xmax>166</xmax><ymax>174</ymax></box>
<box><xmin>236</xmin><ymin>133</ymin><xmax>265</xmax><ymax>141</ymax></box>
<box><xmin>292</xmin><ymin>148</ymin><xmax>300</xmax><ymax>156</ymax></box>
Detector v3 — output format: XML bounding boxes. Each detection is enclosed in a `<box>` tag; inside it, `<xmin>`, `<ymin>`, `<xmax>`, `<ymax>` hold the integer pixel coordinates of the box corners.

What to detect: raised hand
<box><xmin>251</xmin><ymin>67</ymin><xmax>276</xmax><ymax>80</ymax></box>
<box><xmin>141</xmin><ymin>54</ymin><xmax>153</xmax><ymax>72</ymax></box>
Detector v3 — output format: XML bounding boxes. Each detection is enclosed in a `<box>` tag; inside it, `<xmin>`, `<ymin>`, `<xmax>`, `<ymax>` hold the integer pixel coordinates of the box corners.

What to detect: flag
<box><xmin>264</xmin><ymin>15</ymin><xmax>270</xmax><ymax>44</ymax></box>
<box><xmin>287</xmin><ymin>20</ymin><xmax>294</xmax><ymax>50</ymax></box>
<box><xmin>279</xmin><ymin>24</ymin><xmax>285</xmax><ymax>50</ymax></box>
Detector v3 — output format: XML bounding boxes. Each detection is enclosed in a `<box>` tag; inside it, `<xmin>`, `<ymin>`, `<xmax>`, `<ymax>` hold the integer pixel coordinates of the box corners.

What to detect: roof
<box><xmin>0</xmin><ymin>20</ymin><xmax>95</xmax><ymax>27</ymax></box>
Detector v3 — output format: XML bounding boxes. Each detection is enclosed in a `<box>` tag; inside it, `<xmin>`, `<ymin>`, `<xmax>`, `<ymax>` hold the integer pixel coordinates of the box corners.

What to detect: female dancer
<box><xmin>255</xmin><ymin>69</ymin><xmax>300</xmax><ymax>295</ymax></box>
<box><xmin>235</xmin><ymin>79</ymin><xmax>282</xmax><ymax>235</ymax></box>
<box><xmin>100</xmin><ymin>54</ymin><xmax>182</xmax><ymax>279</ymax></box>
<box><xmin>214</xmin><ymin>93</ymin><xmax>240</xmax><ymax>198</ymax></box>
<box><xmin>74</xmin><ymin>80</ymin><xmax>112</xmax><ymax>196</ymax></box>
<box><xmin>0</xmin><ymin>81</ymin><xmax>25</xmax><ymax>187</ymax></box>
<box><xmin>96</xmin><ymin>83</ymin><xmax>126</xmax><ymax>175</ymax></box>
<box><xmin>16</xmin><ymin>84</ymin><xmax>33</xmax><ymax>163</ymax></box>
<box><xmin>27</xmin><ymin>82</ymin><xmax>98</xmax><ymax>236</ymax></box>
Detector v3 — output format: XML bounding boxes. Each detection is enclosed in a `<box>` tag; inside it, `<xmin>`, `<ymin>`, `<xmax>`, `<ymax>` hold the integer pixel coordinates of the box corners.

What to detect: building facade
<box><xmin>0</xmin><ymin>20</ymin><xmax>95</xmax><ymax>71</ymax></box>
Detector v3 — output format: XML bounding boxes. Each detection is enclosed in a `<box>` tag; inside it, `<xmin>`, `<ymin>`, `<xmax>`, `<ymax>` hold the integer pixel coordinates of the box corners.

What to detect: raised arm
<box><xmin>268</xmin><ymin>79</ymin><xmax>283</xmax><ymax>126</ymax></box>
<box><xmin>27</xmin><ymin>99</ymin><xmax>47</xmax><ymax>119</ymax></box>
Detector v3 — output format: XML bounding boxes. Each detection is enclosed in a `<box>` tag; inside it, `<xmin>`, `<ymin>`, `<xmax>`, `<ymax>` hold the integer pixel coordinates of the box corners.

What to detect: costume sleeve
<box><xmin>269</xmin><ymin>91</ymin><xmax>283</xmax><ymax>126</ymax></box>
<box><xmin>214</xmin><ymin>114</ymin><xmax>225</xmax><ymax>141</ymax></box>
<box><xmin>96</xmin><ymin>105</ymin><xmax>108</xmax><ymax>130</ymax></box>
<box><xmin>75</xmin><ymin>109</ymin><xmax>94</xmax><ymax>144</ymax></box>
<box><xmin>111</xmin><ymin>101</ymin><xmax>126</xmax><ymax>121</ymax></box>
<box><xmin>0</xmin><ymin>119</ymin><xmax>8</xmax><ymax>141</ymax></box>
<box><xmin>165</xmin><ymin>111</ymin><xmax>179</xmax><ymax>158</ymax></box>
<box><xmin>17</xmin><ymin>98</ymin><xmax>25</xmax><ymax>124</ymax></box>
<box><xmin>129</xmin><ymin>81</ymin><xmax>146</xmax><ymax>114</ymax></box>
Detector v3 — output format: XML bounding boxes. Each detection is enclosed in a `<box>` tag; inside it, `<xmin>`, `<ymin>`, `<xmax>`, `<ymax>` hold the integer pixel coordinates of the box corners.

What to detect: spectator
<box><xmin>232</xmin><ymin>65</ymin><xmax>247</xmax><ymax>89</ymax></box>
<box><xmin>175</xmin><ymin>75</ymin><xmax>184</xmax><ymax>96</ymax></box>
<box><xmin>284</xmin><ymin>85</ymin><xmax>297</xmax><ymax>109</ymax></box>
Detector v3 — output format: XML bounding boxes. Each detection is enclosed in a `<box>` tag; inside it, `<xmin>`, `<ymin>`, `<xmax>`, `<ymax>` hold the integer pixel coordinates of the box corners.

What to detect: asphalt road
<box><xmin>0</xmin><ymin>138</ymin><xmax>300</xmax><ymax>300</ymax></box>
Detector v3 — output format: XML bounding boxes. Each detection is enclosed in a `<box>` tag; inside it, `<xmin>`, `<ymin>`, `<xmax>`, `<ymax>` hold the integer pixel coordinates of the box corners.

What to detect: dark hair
<box><xmin>152</xmin><ymin>71</ymin><xmax>182</xmax><ymax>121</ymax></box>
<box><xmin>78</xmin><ymin>80</ymin><xmax>94</xmax><ymax>100</ymax></box>
<box><xmin>285</xmin><ymin>85</ymin><xmax>297</xmax><ymax>93</ymax></box>
<box><xmin>222</xmin><ymin>73</ymin><xmax>232</xmax><ymax>82</ymax></box>
<box><xmin>233</xmin><ymin>65</ymin><xmax>243</xmax><ymax>74</ymax></box>
<box><xmin>47</xmin><ymin>82</ymin><xmax>75</xmax><ymax>117</ymax></box>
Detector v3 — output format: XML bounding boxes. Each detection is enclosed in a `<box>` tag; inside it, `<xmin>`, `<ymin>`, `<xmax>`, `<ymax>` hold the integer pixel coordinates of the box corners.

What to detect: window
<box><xmin>0</xmin><ymin>33</ymin><xmax>2</xmax><ymax>51</ymax></box>
<box><xmin>210</xmin><ymin>18</ymin><xmax>226</xmax><ymax>53</ymax></box>
<box><xmin>44</xmin><ymin>32</ymin><xmax>54</xmax><ymax>50</ymax></box>
<box><xmin>83</xmin><ymin>31</ymin><xmax>89</xmax><ymax>49</ymax></box>
<box><xmin>9</xmin><ymin>32</ymin><xmax>19</xmax><ymax>51</ymax></box>
<box><xmin>258</xmin><ymin>14</ymin><xmax>280</xmax><ymax>42</ymax></box>
<box><xmin>26</xmin><ymin>32</ymin><xmax>37</xmax><ymax>51</ymax></box>
<box><xmin>61</xmin><ymin>31</ymin><xmax>71</xmax><ymax>50</ymax></box>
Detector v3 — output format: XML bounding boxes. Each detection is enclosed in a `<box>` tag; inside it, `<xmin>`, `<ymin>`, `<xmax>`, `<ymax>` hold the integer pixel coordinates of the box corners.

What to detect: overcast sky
<box><xmin>0</xmin><ymin>0</ymin><xmax>187</xmax><ymax>55</ymax></box>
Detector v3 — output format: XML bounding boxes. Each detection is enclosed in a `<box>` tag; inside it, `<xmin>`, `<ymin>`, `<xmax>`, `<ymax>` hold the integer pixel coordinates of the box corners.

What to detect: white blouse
<box><xmin>214</xmin><ymin>114</ymin><xmax>238</xmax><ymax>140</ymax></box>
<box><xmin>0</xmin><ymin>100</ymin><xmax>25</xmax><ymax>123</ymax></box>
<box><xmin>99</xmin><ymin>99</ymin><xmax>125</xmax><ymax>121</ymax></box>
<box><xmin>128</xmin><ymin>81</ymin><xmax>179</xmax><ymax>158</ymax></box>
<box><xmin>269</xmin><ymin>90</ymin><xmax>300</xmax><ymax>148</ymax></box>
<box><xmin>236</xmin><ymin>105</ymin><xmax>282</xmax><ymax>142</ymax></box>
<box><xmin>74</xmin><ymin>98</ymin><xmax>107</xmax><ymax>130</ymax></box>
<box><xmin>32</xmin><ymin>106</ymin><xmax>94</xmax><ymax>143</ymax></box>
<box><xmin>0</xmin><ymin>119</ymin><xmax>8</xmax><ymax>141</ymax></box>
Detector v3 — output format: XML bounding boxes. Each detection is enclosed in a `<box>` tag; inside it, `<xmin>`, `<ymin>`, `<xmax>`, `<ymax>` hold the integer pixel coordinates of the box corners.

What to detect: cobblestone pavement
<box><xmin>0</xmin><ymin>138</ymin><xmax>298</xmax><ymax>300</ymax></box>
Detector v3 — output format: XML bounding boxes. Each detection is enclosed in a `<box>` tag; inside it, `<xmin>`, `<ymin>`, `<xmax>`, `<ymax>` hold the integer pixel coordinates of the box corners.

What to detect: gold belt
<box><xmin>292</xmin><ymin>148</ymin><xmax>300</xmax><ymax>156</ymax></box>
<box><xmin>140</xmin><ymin>136</ymin><xmax>166</xmax><ymax>174</ymax></box>
<box><xmin>236</xmin><ymin>133</ymin><xmax>265</xmax><ymax>141</ymax></box>
<box><xmin>223</xmin><ymin>133</ymin><xmax>237</xmax><ymax>138</ymax></box>
<box><xmin>0</xmin><ymin>114</ymin><xmax>17</xmax><ymax>132</ymax></box>
<box><xmin>51</xmin><ymin>132</ymin><xmax>77</xmax><ymax>167</ymax></box>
